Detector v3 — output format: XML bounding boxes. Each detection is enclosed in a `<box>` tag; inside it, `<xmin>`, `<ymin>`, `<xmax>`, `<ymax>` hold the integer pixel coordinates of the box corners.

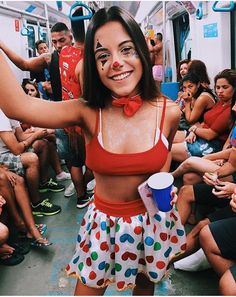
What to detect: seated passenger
<box><xmin>173</xmin><ymin>140</ymin><xmax>236</xmax><ymax>265</ymax></box>
<box><xmin>200</xmin><ymin>192</ymin><xmax>236</xmax><ymax>295</ymax></box>
<box><xmin>30</xmin><ymin>40</ymin><xmax>53</xmax><ymax>100</ymax></box>
<box><xmin>0</xmin><ymin>109</ymin><xmax>62</xmax><ymax>216</ymax></box>
<box><xmin>171</xmin><ymin>69</ymin><xmax>235</xmax><ymax>162</ymax></box>
<box><xmin>0</xmin><ymin>166</ymin><xmax>50</xmax><ymax>247</ymax></box>
<box><xmin>188</xmin><ymin>59</ymin><xmax>211</xmax><ymax>89</ymax></box>
<box><xmin>177</xmin><ymin>59</ymin><xmax>191</xmax><ymax>83</ymax></box>
<box><xmin>21</xmin><ymin>79</ymin><xmax>71</xmax><ymax>182</ymax></box>
<box><xmin>171</xmin><ymin>121</ymin><xmax>236</xmax><ymax>185</ymax></box>
<box><xmin>175</xmin><ymin>59</ymin><xmax>191</xmax><ymax>109</ymax></box>
<box><xmin>176</xmin><ymin>72</ymin><xmax>216</xmax><ymax>132</ymax></box>
<box><xmin>0</xmin><ymin>195</ymin><xmax>23</xmax><ymax>265</ymax></box>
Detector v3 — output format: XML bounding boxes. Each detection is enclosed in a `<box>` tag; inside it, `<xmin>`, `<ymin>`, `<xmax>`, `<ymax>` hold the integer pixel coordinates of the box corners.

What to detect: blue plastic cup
<box><xmin>147</xmin><ymin>172</ymin><xmax>174</xmax><ymax>212</ymax></box>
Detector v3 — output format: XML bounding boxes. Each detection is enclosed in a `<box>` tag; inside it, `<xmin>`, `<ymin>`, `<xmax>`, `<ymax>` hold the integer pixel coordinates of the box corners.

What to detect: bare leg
<box><xmin>74</xmin><ymin>280</ymin><xmax>107</xmax><ymax>296</ymax></box>
<box><xmin>0</xmin><ymin>222</ymin><xmax>15</xmax><ymax>259</ymax></box>
<box><xmin>172</xmin><ymin>156</ymin><xmax>220</xmax><ymax>179</ymax></box>
<box><xmin>200</xmin><ymin>225</ymin><xmax>236</xmax><ymax>295</ymax></box>
<box><xmin>171</xmin><ymin>218</ymin><xmax>210</xmax><ymax>263</ymax></box>
<box><xmin>133</xmin><ymin>273</ymin><xmax>154</xmax><ymax>295</ymax></box>
<box><xmin>20</xmin><ymin>152</ymin><xmax>42</xmax><ymax>205</ymax></box>
<box><xmin>0</xmin><ymin>222</ymin><xmax>9</xmax><ymax>245</ymax></box>
<box><xmin>200</xmin><ymin>225</ymin><xmax>234</xmax><ymax>275</ymax></box>
<box><xmin>84</xmin><ymin>167</ymin><xmax>94</xmax><ymax>186</ymax></box>
<box><xmin>0</xmin><ymin>171</ymin><xmax>25</xmax><ymax>230</ymax></box>
<box><xmin>183</xmin><ymin>172</ymin><xmax>203</xmax><ymax>185</ymax></box>
<box><xmin>13</xmin><ymin>174</ymin><xmax>46</xmax><ymax>241</ymax></box>
<box><xmin>173</xmin><ymin>131</ymin><xmax>186</xmax><ymax>144</ymax></box>
<box><xmin>176</xmin><ymin>185</ymin><xmax>195</xmax><ymax>225</ymax></box>
<box><xmin>171</xmin><ymin>143</ymin><xmax>189</xmax><ymax>162</ymax></box>
<box><xmin>47</xmin><ymin>138</ymin><xmax>64</xmax><ymax>175</ymax></box>
<box><xmin>32</xmin><ymin>139</ymin><xmax>49</xmax><ymax>182</ymax></box>
<box><xmin>71</xmin><ymin>166</ymin><xmax>85</xmax><ymax>197</ymax></box>
<box><xmin>219</xmin><ymin>269</ymin><xmax>236</xmax><ymax>295</ymax></box>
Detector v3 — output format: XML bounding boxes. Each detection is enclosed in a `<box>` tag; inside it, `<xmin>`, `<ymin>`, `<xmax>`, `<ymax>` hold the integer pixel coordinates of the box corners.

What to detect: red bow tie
<box><xmin>112</xmin><ymin>95</ymin><xmax>142</xmax><ymax>117</ymax></box>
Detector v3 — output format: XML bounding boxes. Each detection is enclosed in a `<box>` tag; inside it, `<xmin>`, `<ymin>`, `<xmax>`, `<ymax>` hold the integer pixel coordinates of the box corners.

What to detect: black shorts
<box><xmin>209</xmin><ymin>217</ymin><xmax>236</xmax><ymax>261</ymax></box>
<box><xmin>208</xmin><ymin>205</ymin><xmax>236</xmax><ymax>222</ymax></box>
<box><xmin>193</xmin><ymin>183</ymin><xmax>230</xmax><ymax>208</ymax></box>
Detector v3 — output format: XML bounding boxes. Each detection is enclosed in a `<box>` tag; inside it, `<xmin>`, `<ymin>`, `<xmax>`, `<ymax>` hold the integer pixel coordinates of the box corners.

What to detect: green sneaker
<box><xmin>32</xmin><ymin>199</ymin><xmax>61</xmax><ymax>216</ymax></box>
<box><xmin>39</xmin><ymin>178</ymin><xmax>65</xmax><ymax>193</ymax></box>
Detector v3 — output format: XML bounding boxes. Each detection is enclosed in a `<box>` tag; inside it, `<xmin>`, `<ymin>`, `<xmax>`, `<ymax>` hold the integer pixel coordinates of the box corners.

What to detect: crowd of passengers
<box><xmin>0</xmin><ymin>19</ymin><xmax>236</xmax><ymax>295</ymax></box>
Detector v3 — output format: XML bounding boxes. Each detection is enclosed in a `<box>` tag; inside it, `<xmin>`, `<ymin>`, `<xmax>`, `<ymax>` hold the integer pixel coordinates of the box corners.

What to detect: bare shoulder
<box><xmin>199</xmin><ymin>92</ymin><xmax>215</xmax><ymax>102</ymax></box>
<box><xmin>162</xmin><ymin>97</ymin><xmax>181</xmax><ymax>117</ymax></box>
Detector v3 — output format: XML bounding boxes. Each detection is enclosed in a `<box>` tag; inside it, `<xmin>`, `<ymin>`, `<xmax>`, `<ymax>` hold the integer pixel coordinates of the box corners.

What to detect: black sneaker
<box><xmin>76</xmin><ymin>195</ymin><xmax>91</xmax><ymax>209</ymax></box>
<box><xmin>32</xmin><ymin>199</ymin><xmax>61</xmax><ymax>216</ymax></box>
<box><xmin>39</xmin><ymin>178</ymin><xmax>65</xmax><ymax>193</ymax></box>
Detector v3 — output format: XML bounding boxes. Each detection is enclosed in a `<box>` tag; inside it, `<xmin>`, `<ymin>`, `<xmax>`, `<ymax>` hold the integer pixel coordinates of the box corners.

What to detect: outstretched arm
<box><xmin>0</xmin><ymin>51</ymin><xmax>85</xmax><ymax>130</ymax></box>
<box><xmin>0</xmin><ymin>40</ymin><xmax>48</xmax><ymax>72</ymax></box>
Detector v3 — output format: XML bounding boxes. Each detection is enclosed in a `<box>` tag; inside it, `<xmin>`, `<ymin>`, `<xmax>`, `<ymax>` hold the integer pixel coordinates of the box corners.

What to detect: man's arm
<box><xmin>75</xmin><ymin>59</ymin><xmax>84</xmax><ymax>95</ymax></box>
<box><xmin>0</xmin><ymin>40</ymin><xmax>48</xmax><ymax>72</ymax></box>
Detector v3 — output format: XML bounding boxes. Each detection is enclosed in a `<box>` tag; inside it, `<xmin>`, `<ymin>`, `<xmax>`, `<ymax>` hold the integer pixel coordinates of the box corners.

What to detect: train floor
<box><xmin>0</xmin><ymin>176</ymin><xmax>219</xmax><ymax>296</ymax></box>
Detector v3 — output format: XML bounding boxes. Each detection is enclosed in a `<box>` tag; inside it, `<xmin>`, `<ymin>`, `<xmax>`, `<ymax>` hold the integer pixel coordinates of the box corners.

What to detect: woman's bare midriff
<box><xmin>94</xmin><ymin>173</ymin><xmax>151</xmax><ymax>203</ymax></box>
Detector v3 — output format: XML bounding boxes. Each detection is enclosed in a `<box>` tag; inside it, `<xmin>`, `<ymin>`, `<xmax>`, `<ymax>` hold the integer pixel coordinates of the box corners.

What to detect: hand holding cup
<box><xmin>147</xmin><ymin>172</ymin><xmax>174</xmax><ymax>212</ymax></box>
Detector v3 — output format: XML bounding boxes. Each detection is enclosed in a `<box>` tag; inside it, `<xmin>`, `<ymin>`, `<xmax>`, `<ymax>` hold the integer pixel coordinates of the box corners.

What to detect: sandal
<box><xmin>0</xmin><ymin>251</ymin><xmax>24</xmax><ymax>266</ymax></box>
<box><xmin>35</xmin><ymin>223</ymin><xmax>47</xmax><ymax>235</ymax></box>
<box><xmin>30</xmin><ymin>237</ymin><xmax>52</xmax><ymax>247</ymax></box>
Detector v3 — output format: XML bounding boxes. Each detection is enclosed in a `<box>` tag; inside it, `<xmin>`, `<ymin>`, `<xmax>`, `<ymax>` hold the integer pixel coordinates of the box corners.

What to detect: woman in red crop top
<box><xmin>0</xmin><ymin>7</ymin><xmax>186</xmax><ymax>295</ymax></box>
<box><xmin>172</xmin><ymin>69</ymin><xmax>236</xmax><ymax>163</ymax></box>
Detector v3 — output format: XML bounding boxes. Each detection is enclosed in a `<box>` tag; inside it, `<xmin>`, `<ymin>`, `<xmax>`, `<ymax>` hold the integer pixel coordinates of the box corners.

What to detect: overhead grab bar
<box><xmin>69</xmin><ymin>1</ymin><xmax>93</xmax><ymax>21</ymax></box>
<box><xmin>20</xmin><ymin>19</ymin><xmax>33</xmax><ymax>36</ymax></box>
<box><xmin>212</xmin><ymin>1</ymin><xmax>235</xmax><ymax>12</ymax></box>
<box><xmin>196</xmin><ymin>2</ymin><xmax>203</xmax><ymax>20</ymax></box>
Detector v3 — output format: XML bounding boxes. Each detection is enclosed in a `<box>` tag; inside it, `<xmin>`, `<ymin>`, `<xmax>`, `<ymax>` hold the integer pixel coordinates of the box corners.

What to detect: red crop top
<box><xmin>86</xmin><ymin>97</ymin><xmax>169</xmax><ymax>175</ymax></box>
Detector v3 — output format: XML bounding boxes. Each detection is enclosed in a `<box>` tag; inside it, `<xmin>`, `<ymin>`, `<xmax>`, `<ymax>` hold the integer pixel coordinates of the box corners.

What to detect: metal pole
<box><xmin>162</xmin><ymin>1</ymin><xmax>166</xmax><ymax>82</ymax></box>
<box><xmin>44</xmin><ymin>3</ymin><xmax>52</xmax><ymax>50</ymax></box>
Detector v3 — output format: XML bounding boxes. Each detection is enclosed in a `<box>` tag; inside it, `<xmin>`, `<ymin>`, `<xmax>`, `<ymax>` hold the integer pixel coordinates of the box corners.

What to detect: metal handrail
<box><xmin>212</xmin><ymin>1</ymin><xmax>235</xmax><ymax>12</ymax></box>
<box><xmin>196</xmin><ymin>2</ymin><xmax>203</xmax><ymax>20</ymax></box>
<box><xmin>68</xmin><ymin>1</ymin><xmax>93</xmax><ymax>21</ymax></box>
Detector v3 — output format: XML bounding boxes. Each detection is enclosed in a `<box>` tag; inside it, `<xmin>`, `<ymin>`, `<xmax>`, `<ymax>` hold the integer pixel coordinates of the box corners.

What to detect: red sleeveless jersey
<box><xmin>59</xmin><ymin>45</ymin><xmax>83</xmax><ymax>134</ymax></box>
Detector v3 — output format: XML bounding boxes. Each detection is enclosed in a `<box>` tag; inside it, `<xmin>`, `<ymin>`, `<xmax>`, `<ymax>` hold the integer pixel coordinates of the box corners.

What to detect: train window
<box><xmin>27</xmin><ymin>25</ymin><xmax>36</xmax><ymax>58</ymax></box>
<box><xmin>231</xmin><ymin>9</ymin><xmax>236</xmax><ymax>69</ymax></box>
<box><xmin>173</xmin><ymin>12</ymin><xmax>190</xmax><ymax>65</ymax></box>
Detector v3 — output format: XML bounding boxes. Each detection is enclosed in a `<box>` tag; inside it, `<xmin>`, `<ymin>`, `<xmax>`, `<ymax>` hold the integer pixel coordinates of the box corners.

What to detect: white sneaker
<box><xmin>64</xmin><ymin>182</ymin><xmax>76</xmax><ymax>197</ymax></box>
<box><xmin>173</xmin><ymin>248</ymin><xmax>211</xmax><ymax>271</ymax></box>
<box><xmin>56</xmin><ymin>171</ymin><xmax>71</xmax><ymax>181</ymax></box>
<box><xmin>87</xmin><ymin>179</ymin><xmax>96</xmax><ymax>193</ymax></box>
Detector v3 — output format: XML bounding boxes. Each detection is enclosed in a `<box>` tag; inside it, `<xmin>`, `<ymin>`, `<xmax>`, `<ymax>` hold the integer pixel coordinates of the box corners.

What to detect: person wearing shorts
<box><xmin>200</xmin><ymin>216</ymin><xmax>236</xmax><ymax>295</ymax></box>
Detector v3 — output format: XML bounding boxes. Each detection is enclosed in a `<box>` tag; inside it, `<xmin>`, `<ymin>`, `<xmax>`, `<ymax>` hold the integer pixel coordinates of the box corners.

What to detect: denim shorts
<box><xmin>185</xmin><ymin>137</ymin><xmax>223</xmax><ymax>157</ymax></box>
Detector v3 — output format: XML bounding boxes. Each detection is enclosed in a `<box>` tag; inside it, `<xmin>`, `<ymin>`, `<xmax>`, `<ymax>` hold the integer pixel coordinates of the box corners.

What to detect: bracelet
<box><xmin>191</xmin><ymin>126</ymin><xmax>197</xmax><ymax>133</ymax></box>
